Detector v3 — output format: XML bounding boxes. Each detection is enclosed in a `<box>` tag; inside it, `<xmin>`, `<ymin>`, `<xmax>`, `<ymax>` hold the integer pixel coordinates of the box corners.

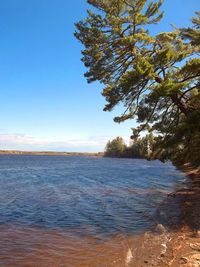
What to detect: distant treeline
<box><xmin>0</xmin><ymin>150</ymin><xmax>103</xmax><ymax>157</ymax></box>
<box><xmin>104</xmin><ymin>134</ymin><xmax>154</xmax><ymax>159</ymax></box>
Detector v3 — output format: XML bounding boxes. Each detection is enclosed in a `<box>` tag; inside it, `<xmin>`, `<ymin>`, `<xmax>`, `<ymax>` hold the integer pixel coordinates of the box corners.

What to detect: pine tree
<box><xmin>75</xmin><ymin>1</ymin><xmax>200</xmax><ymax>165</ymax></box>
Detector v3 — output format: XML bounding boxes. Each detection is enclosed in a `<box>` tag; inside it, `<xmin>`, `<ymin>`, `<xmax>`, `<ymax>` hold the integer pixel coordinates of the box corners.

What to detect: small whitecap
<box><xmin>126</xmin><ymin>248</ymin><xmax>133</xmax><ymax>265</ymax></box>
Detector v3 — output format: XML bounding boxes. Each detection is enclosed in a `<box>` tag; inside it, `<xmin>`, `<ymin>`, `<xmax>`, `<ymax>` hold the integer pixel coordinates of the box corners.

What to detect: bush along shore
<box><xmin>104</xmin><ymin>135</ymin><xmax>154</xmax><ymax>159</ymax></box>
<box><xmin>104</xmin><ymin>135</ymin><xmax>200</xmax><ymax>168</ymax></box>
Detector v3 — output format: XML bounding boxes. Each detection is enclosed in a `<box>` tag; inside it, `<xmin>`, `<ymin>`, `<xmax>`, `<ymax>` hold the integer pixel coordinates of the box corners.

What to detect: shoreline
<box><xmin>0</xmin><ymin>150</ymin><xmax>104</xmax><ymax>157</ymax></box>
<box><xmin>135</xmin><ymin>164</ymin><xmax>200</xmax><ymax>267</ymax></box>
<box><xmin>162</xmin><ymin>165</ymin><xmax>200</xmax><ymax>267</ymax></box>
<box><xmin>178</xmin><ymin>163</ymin><xmax>200</xmax><ymax>180</ymax></box>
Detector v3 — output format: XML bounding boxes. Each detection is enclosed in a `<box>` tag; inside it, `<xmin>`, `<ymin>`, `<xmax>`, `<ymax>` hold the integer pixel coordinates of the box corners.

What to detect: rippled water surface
<box><xmin>0</xmin><ymin>155</ymin><xmax>186</xmax><ymax>266</ymax></box>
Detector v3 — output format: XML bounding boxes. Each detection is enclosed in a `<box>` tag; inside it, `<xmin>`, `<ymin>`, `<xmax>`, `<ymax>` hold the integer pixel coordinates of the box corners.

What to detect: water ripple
<box><xmin>0</xmin><ymin>155</ymin><xmax>186</xmax><ymax>266</ymax></box>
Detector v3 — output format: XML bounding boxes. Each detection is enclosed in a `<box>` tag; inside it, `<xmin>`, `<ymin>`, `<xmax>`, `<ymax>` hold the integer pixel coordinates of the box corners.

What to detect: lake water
<box><xmin>0</xmin><ymin>155</ymin><xmax>186</xmax><ymax>266</ymax></box>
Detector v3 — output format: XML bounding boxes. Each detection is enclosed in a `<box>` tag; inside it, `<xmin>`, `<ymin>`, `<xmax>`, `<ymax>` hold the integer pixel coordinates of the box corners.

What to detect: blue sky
<box><xmin>0</xmin><ymin>0</ymin><xmax>199</xmax><ymax>152</ymax></box>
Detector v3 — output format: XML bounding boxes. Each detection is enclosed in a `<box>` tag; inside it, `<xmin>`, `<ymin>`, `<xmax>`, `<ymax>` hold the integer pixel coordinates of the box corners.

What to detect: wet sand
<box><xmin>0</xmin><ymin>224</ymin><xmax>186</xmax><ymax>267</ymax></box>
<box><xmin>0</xmin><ymin>224</ymin><xmax>199</xmax><ymax>267</ymax></box>
<box><xmin>0</xmin><ymin>224</ymin><xmax>172</xmax><ymax>267</ymax></box>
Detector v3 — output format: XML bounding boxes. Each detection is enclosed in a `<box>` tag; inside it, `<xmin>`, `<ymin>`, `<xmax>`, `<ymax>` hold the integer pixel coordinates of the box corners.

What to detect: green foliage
<box><xmin>105</xmin><ymin>134</ymin><xmax>155</xmax><ymax>159</ymax></box>
<box><xmin>105</xmin><ymin>136</ymin><xmax>126</xmax><ymax>157</ymax></box>
<box><xmin>75</xmin><ymin>1</ymin><xmax>200</xmax><ymax>166</ymax></box>
<box><xmin>181</xmin><ymin>11</ymin><xmax>200</xmax><ymax>47</ymax></box>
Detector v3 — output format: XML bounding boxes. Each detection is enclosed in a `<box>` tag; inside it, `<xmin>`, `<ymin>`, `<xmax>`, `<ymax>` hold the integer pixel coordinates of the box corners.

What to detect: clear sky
<box><xmin>0</xmin><ymin>0</ymin><xmax>199</xmax><ymax>152</ymax></box>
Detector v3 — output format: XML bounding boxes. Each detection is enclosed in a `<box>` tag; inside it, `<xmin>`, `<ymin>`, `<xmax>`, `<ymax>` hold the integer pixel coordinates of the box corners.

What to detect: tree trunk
<box><xmin>171</xmin><ymin>94</ymin><xmax>191</xmax><ymax>117</ymax></box>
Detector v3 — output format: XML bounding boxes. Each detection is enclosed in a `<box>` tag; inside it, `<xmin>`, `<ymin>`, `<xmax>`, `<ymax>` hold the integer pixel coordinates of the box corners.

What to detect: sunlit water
<box><xmin>0</xmin><ymin>155</ymin><xmax>186</xmax><ymax>266</ymax></box>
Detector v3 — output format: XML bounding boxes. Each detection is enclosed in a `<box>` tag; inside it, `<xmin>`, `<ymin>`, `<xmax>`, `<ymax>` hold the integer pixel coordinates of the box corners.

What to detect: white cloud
<box><xmin>0</xmin><ymin>133</ymin><xmax>130</xmax><ymax>152</ymax></box>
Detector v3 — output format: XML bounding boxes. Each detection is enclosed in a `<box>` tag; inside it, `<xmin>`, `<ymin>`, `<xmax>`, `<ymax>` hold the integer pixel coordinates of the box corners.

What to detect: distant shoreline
<box><xmin>0</xmin><ymin>150</ymin><xmax>104</xmax><ymax>157</ymax></box>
